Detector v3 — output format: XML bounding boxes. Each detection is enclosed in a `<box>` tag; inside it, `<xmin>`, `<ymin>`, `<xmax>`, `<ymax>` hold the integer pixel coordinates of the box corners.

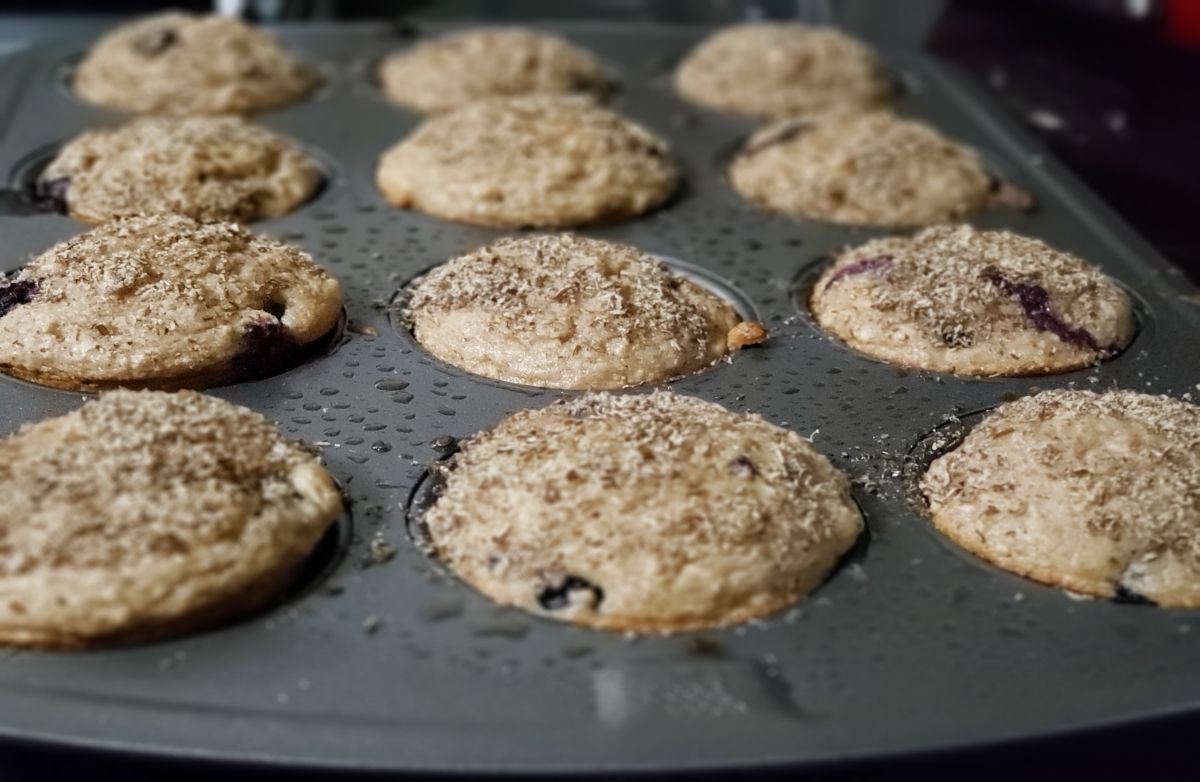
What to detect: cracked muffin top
<box><xmin>421</xmin><ymin>391</ymin><xmax>863</xmax><ymax>633</ymax></box>
<box><xmin>921</xmin><ymin>389</ymin><xmax>1200</xmax><ymax>607</ymax></box>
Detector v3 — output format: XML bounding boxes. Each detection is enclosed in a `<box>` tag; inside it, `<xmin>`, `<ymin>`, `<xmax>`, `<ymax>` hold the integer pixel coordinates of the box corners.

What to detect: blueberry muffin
<box><xmin>0</xmin><ymin>390</ymin><xmax>341</xmax><ymax>648</ymax></box>
<box><xmin>404</xmin><ymin>234</ymin><xmax>761</xmax><ymax>389</ymax></box>
<box><xmin>377</xmin><ymin>27</ymin><xmax>610</xmax><ymax>113</ymax></box>
<box><xmin>41</xmin><ymin>116</ymin><xmax>321</xmax><ymax>224</ymax></box>
<box><xmin>376</xmin><ymin>95</ymin><xmax>679</xmax><ymax>228</ymax></box>
<box><xmin>73</xmin><ymin>11</ymin><xmax>318</xmax><ymax>115</ymax></box>
<box><xmin>674</xmin><ymin>22</ymin><xmax>892</xmax><ymax>119</ymax></box>
<box><xmin>808</xmin><ymin>225</ymin><xmax>1134</xmax><ymax>376</ymax></box>
<box><xmin>921</xmin><ymin>390</ymin><xmax>1200</xmax><ymax>606</ymax></box>
<box><xmin>422</xmin><ymin>391</ymin><xmax>863</xmax><ymax>633</ymax></box>
<box><xmin>728</xmin><ymin>111</ymin><xmax>993</xmax><ymax>227</ymax></box>
<box><xmin>0</xmin><ymin>215</ymin><xmax>342</xmax><ymax>390</ymax></box>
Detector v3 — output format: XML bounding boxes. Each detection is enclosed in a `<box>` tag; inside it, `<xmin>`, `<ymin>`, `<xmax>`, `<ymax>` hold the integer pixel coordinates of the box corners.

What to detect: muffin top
<box><xmin>404</xmin><ymin>234</ymin><xmax>752</xmax><ymax>390</ymax></box>
<box><xmin>674</xmin><ymin>22</ymin><xmax>892</xmax><ymax>119</ymax></box>
<box><xmin>42</xmin><ymin>116</ymin><xmax>321</xmax><ymax>224</ymax></box>
<box><xmin>375</xmin><ymin>95</ymin><xmax>679</xmax><ymax>228</ymax></box>
<box><xmin>921</xmin><ymin>390</ymin><xmax>1200</xmax><ymax>606</ymax></box>
<box><xmin>0</xmin><ymin>389</ymin><xmax>341</xmax><ymax>648</ymax></box>
<box><xmin>424</xmin><ymin>391</ymin><xmax>862</xmax><ymax>633</ymax></box>
<box><xmin>0</xmin><ymin>215</ymin><xmax>342</xmax><ymax>390</ymax></box>
<box><xmin>809</xmin><ymin>225</ymin><xmax>1135</xmax><ymax>375</ymax></box>
<box><xmin>378</xmin><ymin>27</ymin><xmax>610</xmax><ymax>113</ymax></box>
<box><xmin>73</xmin><ymin>11</ymin><xmax>318</xmax><ymax>115</ymax></box>
<box><xmin>728</xmin><ymin>111</ymin><xmax>992</xmax><ymax>227</ymax></box>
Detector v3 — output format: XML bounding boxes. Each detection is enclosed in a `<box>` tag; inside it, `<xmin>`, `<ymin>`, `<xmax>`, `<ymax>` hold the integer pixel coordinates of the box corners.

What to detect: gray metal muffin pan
<box><xmin>0</xmin><ymin>19</ymin><xmax>1197</xmax><ymax>776</ymax></box>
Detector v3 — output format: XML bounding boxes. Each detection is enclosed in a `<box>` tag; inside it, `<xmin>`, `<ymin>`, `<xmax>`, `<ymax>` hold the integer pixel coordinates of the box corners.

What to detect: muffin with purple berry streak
<box><xmin>808</xmin><ymin>225</ymin><xmax>1134</xmax><ymax>376</ymax></box>
<box><xmin>0</xmin><ymin>214</ymin><xmax>341</xmax><ymax>391</ymax></box>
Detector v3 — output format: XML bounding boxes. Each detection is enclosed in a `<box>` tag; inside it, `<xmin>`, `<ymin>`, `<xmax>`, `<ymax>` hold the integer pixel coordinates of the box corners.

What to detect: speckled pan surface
<box><xmin>0</xmin><ymin>19</ymin><xmax>1197</xmax><ymax>775</ymax></box>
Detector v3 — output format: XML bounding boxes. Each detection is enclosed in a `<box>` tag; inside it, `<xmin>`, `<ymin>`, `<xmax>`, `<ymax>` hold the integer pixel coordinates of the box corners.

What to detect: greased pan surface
<box><xmin>0</xmin><ymin>20</ymin><xmax>1197</xmax><ymax>775</ymax></box>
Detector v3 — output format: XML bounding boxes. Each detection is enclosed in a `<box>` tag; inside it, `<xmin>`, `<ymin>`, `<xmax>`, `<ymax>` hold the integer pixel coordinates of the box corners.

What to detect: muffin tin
<box><xmin>0</xmin><ymin>19</ymin><xmax>1198</xmax><ymax>775</ymax></box>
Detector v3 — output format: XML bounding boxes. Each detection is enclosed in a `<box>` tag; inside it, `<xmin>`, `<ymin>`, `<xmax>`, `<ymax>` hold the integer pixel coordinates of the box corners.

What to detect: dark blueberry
<box><xmin>229</xmin><ymin>320</ymin><xmax>304</xmax><ymax>382</ymax></box>
<box><xmin>537</xmin><ymin>574</ymin><xmax>604</xmax><ymax>611</ymax></box>
<box><xmin>1114</xmin><ymin>584</ymin><xmax>1155</xmax><ymax>605</ymax></box>
<box><xmin>739</xmin><ymin>120</ymin><xmax>811</xmax><ymax>157</ymax></box>
<box><xmin>981</xmin><ymin>267</ymin><xmax>1104</xmax><ymax>350</ymax></box>
<box><xmin>0</xmin><ymin>279</ymin><xmax>38</xmax><ymax>318</ymax></box>
<box><xmin>824</xmin><ymin>255</ymin><xmax>894</xmax><ymax>290</ymax></box>
<box><xmin>30</xmin><ymin>177</ymin><xmax>69</xmax><ymax>215</ymax></box>
<box><xmin>730</xmin><ymin>455</ymin><xmax>759</xmax><ymax>477</ymax></box>
<box><xmin>132</xmin><ymin>27</ymin><xmax>178</xmax><ymax>57</ymax></box>
<box><xmin>227</xmin><ymin>308</ymin><xmax>342</xmax><ymax>383</ymax></box>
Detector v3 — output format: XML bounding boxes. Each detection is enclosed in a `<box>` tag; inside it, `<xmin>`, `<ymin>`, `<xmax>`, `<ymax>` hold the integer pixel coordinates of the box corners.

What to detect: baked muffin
<box><xmin>674</xmin><ymin>22</ymin><xmax>891</xmax><ymax>119</ymax></box>
<box><xmin>403</xmin><ymin>234</ymin><xmax>760</xmax><ymax>389</ymax></box>
<box><xmin>376</xmin><ymin>95</ymin><xmax>679</xmax><ymax>228</ymax></box>
<box><xmin>0</xmin><ymin>389</ymin><xmax>342</xmax><ymax>648</ymax></box>
<box><xmin>377</xmin><ymin>27</ymin><xmax>610</xmax><ymax>113</ymax></box>
<box><xmin>0</xmin><ymin>215</ymin><xmax>342</xmax><ymax>391</ymax></box>
<box><xmin>73</xmin><ymin>11</ymin><xmax>318</xmax><ymax>115</ymax></box>
<box><xmin>40</xmin><ymin>116</ymin><xmax>321</xmax><ymax>224</ymax></box>
<box><xmin>921</xmin><ymin>389</ymin><xmax>1200</xmax><ymax>606</ymax></box>
<box><xmin>809</xmin><ymin>225</ymin><xmax>1134</xmax><ymax>376</ymax></box>
<box><xmin>728</xmin><ymin>111</ymin><xmax>992</xmax><ymax>227</ymax></box>
<box><xmin>422</xmin><ymin>391</ymin><xmax>863</xmax><ymax>633</ymax></box>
